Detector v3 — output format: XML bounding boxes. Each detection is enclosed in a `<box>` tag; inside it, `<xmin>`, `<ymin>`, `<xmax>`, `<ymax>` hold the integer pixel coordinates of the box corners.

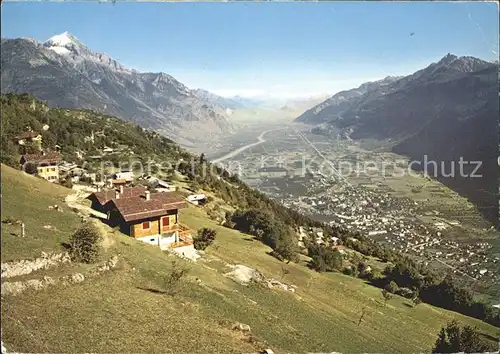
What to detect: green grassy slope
<box><xmin>1</xmin><ymin>164</ymin><xmax>82</xmax><ymax>262</ymax></box>
<box><xmin>1</xmin><ymin>165</ymin><xmax>499</xmax><ymax>353</ymax></box>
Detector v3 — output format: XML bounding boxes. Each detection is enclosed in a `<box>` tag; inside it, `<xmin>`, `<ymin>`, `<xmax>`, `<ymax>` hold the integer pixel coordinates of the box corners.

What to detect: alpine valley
<box><xmin>295</xmin><ymin>54</ymin><xmax>499</xmax><ymax>226</ymax></box>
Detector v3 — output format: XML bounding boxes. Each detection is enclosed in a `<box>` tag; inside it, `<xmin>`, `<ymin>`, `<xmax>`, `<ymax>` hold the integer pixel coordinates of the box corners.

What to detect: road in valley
<box><xmin>210</xmin><ymin>128</ymin><xmax>286</xmax><ymax>164</ymax></box>
<box><xmin>293</xmin><ymin>128</ymin><xmax>352</xmax><ymax>186</ymax></box>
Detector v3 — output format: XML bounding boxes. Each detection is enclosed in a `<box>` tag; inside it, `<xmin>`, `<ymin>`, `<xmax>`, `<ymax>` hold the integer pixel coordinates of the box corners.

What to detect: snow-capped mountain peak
<box><xmin>44</xmin><ymin>31</ymin><xmax>78</xmax><ymax>47</ymax></box>
<box><xmin>41</xmin><ymin>31</ymin><xmax>133</xmax><ymax>73</ymax></box>
<box><xmin>43</xmin><ymin>32</ymin><xmax>84</xmax><ymax>56</ymax></box>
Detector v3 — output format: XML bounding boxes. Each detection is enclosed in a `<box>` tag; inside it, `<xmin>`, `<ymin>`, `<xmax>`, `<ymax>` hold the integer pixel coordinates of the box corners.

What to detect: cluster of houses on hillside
<box><xmin>13</xmin><ymin>129</ymin><xmax>205</xmax><ymax>260</ymax></box>
<box><xmin>14</xmin><ymin>129</ymin><xmax>169</xmax><ymax>187</ymax></box>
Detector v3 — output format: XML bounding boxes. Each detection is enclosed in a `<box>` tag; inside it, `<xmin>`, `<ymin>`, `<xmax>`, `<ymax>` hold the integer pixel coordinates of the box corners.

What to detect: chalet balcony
<box><xmin>161</xmin><ymin>223</ymin><xmax>192</xmax><ymax>237</ymax></box>
<box><xmin>160</xmin><ymin>223</ymin><xmax>193</xmax><ymax>248</ymax></box>
<box><xmin>170</xmin><ymin>237</ymin><xmax>193</xmax><ymax>248</ymax></box>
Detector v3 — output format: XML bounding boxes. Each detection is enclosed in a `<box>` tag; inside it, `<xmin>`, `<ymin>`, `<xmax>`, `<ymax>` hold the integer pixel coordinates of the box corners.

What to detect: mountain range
<box><xmin>191</xmin><ymin>89</ymin><xmax>248</xmax><ymax>110</ymax></box>
<box><xmin>296</xmin><ymin>54</ymin><xmax>499</xmax><ymax>226</ymax></box>
<box><xmin>0</xmin><ymin>32</ymin><xmax>234</xmax><ymax>147</ymax></box>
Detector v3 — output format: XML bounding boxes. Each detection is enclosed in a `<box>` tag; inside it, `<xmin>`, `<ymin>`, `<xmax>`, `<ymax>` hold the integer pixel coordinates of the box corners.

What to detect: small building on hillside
<box><xmin>258</xmin><ymin>166</ymin><xmax>288</xmax><ymax>179</ymax></box>
<box><xmin>59</xmin><ymin>162</ymin><xmax>78</xmax><ymax>175</ymax></box>
<box><xmin>107</xmin><ymin>178</ymin><xmax>133</xmax><ymax>188</ymax></box>
<box><xmin>187</xmin><ymin>194</ymin><xmax>207</xmax><ymax>206</ymax></box>
<box><xmin>16</xmin><ymin>131</ymin><xmax>43</xmax><ymax>150</ymax></box>
<box><xmin>113</xmin><ymin>170</ymin><xmax>134</xmax><ymax>181</ymax></box>
<box><xmin>20</xmin><ymin>152</ymin><xmax>61</xmax><ymax>182</ymax></box>
<box><xmin>87</xmin><ymin>186</ymin><xmax>194</xmax><ymax>252</ymax></box>
<box><xmin>144</xmin><ymin>176</ymin><xmax>177</xmax><ymax>192</ymax></box>
<box><xmin>68</xmin><ymin>167</ymin><xmax>86</xmax><ymax>177</ymax></box>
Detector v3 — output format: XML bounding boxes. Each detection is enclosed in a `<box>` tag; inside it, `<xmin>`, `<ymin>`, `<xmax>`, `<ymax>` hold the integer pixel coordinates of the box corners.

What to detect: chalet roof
<box><xmin>90</xmin><ymin>185</ymin><xmax>187</xmax><ymax>222</ymax></box>
<box><xmin>113</xmin><ymin>192</ymin><xmax>187</xmax><ymax>222</ymax></box>
<box><xmin>91</xmin><ymin>185</ymin><xmax>147</xmax><ymax>205</ymax></box>
<box><xmin>21</xmin><ymin>152</ymin><xmax>61</xmax><ymax>164</ymax></box>
<box><xmin>17</xmin><ymin>131</ymin><xmax>41</xmax><ymax>139</ymax></box>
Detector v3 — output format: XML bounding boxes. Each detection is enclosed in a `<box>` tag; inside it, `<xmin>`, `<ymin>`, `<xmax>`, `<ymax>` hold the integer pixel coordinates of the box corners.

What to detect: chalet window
<box><xmin>162</xmin><ymin>216</ymin><xmax>170</xmax><ymax>227</ymax></box>
<box><xmin>142</xmin><ymin>221</ymin><xmax>151</xmax><ymax>230</ymax></box>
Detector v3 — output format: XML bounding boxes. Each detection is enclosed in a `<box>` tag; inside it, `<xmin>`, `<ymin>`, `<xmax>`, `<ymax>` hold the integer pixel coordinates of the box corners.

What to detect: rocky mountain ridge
<box><xmin>1</xmin><ymin>32</ymin><xmax>233</xmax><ymax>147</ymax></box>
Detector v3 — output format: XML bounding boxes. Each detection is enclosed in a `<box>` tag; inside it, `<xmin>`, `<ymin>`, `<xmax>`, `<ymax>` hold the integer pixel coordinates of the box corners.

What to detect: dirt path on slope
<box><xmin>64</xmin><ymin>186</ymin><xmax>115</xmax><ymax>249</ymax></box>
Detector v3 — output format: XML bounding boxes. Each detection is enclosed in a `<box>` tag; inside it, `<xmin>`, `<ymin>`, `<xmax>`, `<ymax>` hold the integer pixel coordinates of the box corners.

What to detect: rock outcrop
<box><xmin>224</xmin><ymin>264</ymin><xmax>297</xmax><ymax>293</ymax></box>
<box><xmin>1</xmin><ymin>252</ymin><xmax>71</xmax><ymax>279</ymax></box>
<box><xmin>1</xmin><ymin>255</ymin><xmax>119</xmax><ymax>297</ymax></box>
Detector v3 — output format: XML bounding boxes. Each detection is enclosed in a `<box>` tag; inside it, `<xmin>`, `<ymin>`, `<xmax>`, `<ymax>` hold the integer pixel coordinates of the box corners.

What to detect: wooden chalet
<box><xmin>87</xmin><ymin>185</ymin><xmax>192</xmax><ymax>249</ymax></box>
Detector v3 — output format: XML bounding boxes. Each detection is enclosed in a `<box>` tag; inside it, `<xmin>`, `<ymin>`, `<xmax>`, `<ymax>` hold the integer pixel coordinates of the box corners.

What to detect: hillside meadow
<box><xmin>1</xmin><ymin>164</ymin><xmax>499</xmax><ymax>353</ymax></box>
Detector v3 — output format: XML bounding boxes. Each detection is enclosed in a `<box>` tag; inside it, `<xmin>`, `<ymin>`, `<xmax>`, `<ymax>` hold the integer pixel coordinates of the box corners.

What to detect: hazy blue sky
<box><xmin>2</xmin><ymin>2</ymin><xmax>498</xmax><ymax>98</ymax></box>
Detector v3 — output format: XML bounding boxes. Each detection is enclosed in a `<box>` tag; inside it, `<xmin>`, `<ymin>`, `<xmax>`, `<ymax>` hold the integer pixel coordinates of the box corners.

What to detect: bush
<box><xmin>385</xmin><ymin>280</ymin><xmax>399</xmax><ymax>294</ymax></box>
<box><xmin>2</xmin><ymin>216</ymin><xmax>18</xmax><ymax>225</ymax></box>
<box><xmin>68</xmin><ymin>222</ymin><xmax>102</xmax><ymax>263</ymax></box>
<box><xmin>231</xmin><ymin>208</ymin><xmax>286</xmax><ymax>249</ymax></box>
<box><xmin>357</xmin><ymin>261</ymin><xmax>370</xmax><ymax>277</ymax></box>
<box><xmin>395</xmin><ymin>287</ymin><xmax>416</xmax><ymax>299</ymax></box>
<box><xmin>381</xmin><ymin>289</ymin><xmax>393</xmax><ymax>307</ymax></box>
<box><xmin>223</xmin><ymin>211</ymin><xmax>236</xmax><ymax>229</ymax></box>
<box><xmin>342</xmin><ymin>266</ymin><xmax>357</xmax><ymax>277</ymax></box>
<box><xmin>272</xmin><ymin>233</ymin><xmax>300</xmax><ymax>264</ymax></box>
<box><xmin>308</xmin><ymin>244</ymin><xmax>343</xmax><ymax>272</ymax></box>
<box><xmin>193</xmin><ymin>227</ymin><xmax>217</xmax><ymax>251</ymax></box>
<box><xmin>23</xmin><ymin>162</ymin><xmax>38</xmax><ymax>175</ymax></box>
<box><xmin>312</xmin><ymin>254</ymin><xmax>327</xmax><ymax>272</ymax></box>
<box><xmin>164</xmin><ymin>260</ymin><xmax>190</xmax><ymax>295</ymax></box>
<box><xmin>432</xmin><ymin>320</ymin><xmax>493</xmax><ymax>353</ymax></box>
<box><xmin>367</xmin><ymin>269</ymin><xmax>384</xmax><ymax>283</ymax></box>
<box><xmin>61</xmin><ymin>176</ymin><xmax>73</xmax><ymax>189</ymax></box>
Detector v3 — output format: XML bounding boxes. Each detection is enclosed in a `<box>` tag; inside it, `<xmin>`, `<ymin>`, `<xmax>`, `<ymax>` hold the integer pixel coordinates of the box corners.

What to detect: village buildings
<box><xmin>20</xmin><ymin>152</ymin><xmax>61</xmax><ymax>182</ymax></box>
<box><xmin>15</xmin><ymin>131</ymin><xmax>43</xmax><ymax>152</ymax></box>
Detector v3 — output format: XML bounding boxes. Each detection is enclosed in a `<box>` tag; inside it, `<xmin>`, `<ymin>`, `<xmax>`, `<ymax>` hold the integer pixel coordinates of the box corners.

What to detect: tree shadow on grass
<box><xmin>136</xmin><ymin>286</ymin><xmax>165</xmax><ymax>295</ymax></box>
<box><xmin>479</xmin><ymin>332</ymin><xmax>499</xmax><ymax>343</ymax></box>
<box><xmin>61</xmin><ymin>242</ymin><xmax>72</xmax><ymax>250</ymax></box>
